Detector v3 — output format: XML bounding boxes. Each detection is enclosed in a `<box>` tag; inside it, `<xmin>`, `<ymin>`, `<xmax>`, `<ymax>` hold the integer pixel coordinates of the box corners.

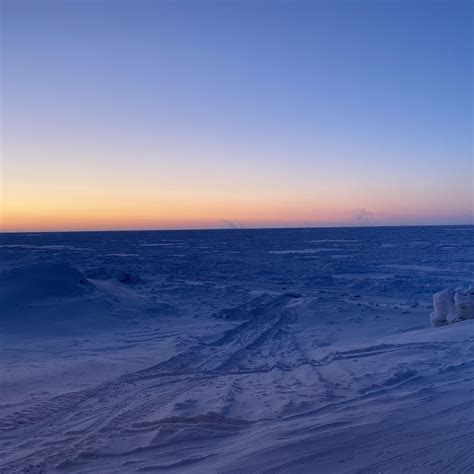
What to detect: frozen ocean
<box><xmin>1</xmin><ymin>225</ymin><xmax>473</xmax><ymax>473</ymax></box>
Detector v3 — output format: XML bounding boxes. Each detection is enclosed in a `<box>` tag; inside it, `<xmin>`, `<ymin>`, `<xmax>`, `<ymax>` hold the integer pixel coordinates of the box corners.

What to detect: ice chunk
<box><xmin>454</xmin><ymin>287</ymin><xmax>474</xmax><ymax>320</ymax></box>
<box><xmin>431</xmin><ymin>286</ymin><xmax>474</xmax><ymax>327</ymax></box>
<box><xmin>431</xmin><ymin>288</ymin><xmax>456</xmax><ymax>327</ymax></box>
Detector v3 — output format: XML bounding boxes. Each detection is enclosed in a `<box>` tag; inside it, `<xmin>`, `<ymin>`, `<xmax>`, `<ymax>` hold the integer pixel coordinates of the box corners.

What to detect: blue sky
<box><xmin>1</xmin><ymin>0</ymin><xmax>472</xmax><ymax>230</ymax></box>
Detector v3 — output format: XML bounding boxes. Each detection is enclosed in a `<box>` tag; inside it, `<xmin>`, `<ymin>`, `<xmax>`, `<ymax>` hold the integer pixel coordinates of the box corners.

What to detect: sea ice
<box><xmin>1</xmin><ymin>225</ymin><xmax>473</xmax><ymax>473</ymax></box>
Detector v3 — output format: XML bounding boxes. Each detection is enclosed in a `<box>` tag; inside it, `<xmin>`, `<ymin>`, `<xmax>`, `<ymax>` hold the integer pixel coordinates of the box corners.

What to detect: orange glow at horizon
<box><xmin>2</xmin><ymin>196</ymin><xmax>470</xmax><ymax>232</ymax></box>
<box><xmin>0</xmin><ymin>199</ymin><xmax>354</xmax><ymax>232</ymax></box>
<box><xmin>1</xmin><ymin>147</ymin><xmax>471</xmax><ymax>232</ymax></box>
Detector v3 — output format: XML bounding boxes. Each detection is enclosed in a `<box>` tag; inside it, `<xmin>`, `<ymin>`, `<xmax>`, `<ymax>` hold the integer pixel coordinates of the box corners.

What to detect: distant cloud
<box><xmin>352</xmin><ymin>208</ymin><xmax>374</xmax><ymax>224</ymax></box>
<box><xmin>220</xmin><ymin>219</ymin><xmax>240</xmax><ymax>229</ymax></box>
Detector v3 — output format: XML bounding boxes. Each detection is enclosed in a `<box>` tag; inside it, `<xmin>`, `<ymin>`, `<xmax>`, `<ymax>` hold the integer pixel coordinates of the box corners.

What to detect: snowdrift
<box><xmin>0</xmin><ymin>261</ymin><xmax>103</xmax><ymax>334</ymax></box>
<box><xmin>0</xmin><ymin>261</ymin><xmax>92</xmax><ymax>311</ymax></box>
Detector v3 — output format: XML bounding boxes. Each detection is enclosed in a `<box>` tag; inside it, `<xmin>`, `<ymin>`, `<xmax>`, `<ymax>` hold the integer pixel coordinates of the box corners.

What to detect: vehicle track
<box><xmin>0</xmin><ymin>295</ymin><xmax>300</xmax><ymax>473</ymax></box>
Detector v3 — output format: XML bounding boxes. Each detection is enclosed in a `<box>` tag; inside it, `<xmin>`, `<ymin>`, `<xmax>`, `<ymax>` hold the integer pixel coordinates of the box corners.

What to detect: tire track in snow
<box><xmin>0</xmin><ymin>295</ymin><xmax>301</xmax><ymax>473</ymax></box>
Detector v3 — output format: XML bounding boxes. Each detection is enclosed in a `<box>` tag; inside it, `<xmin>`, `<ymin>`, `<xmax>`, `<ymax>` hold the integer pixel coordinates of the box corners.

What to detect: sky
<box><xmin>0</xmin><ymin>0</ymin><xmax>472</xmax><ymax>231</ymax></box>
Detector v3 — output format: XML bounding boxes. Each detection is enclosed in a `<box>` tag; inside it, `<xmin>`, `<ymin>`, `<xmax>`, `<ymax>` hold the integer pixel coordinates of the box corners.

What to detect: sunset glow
<box><xmin>1</xmin><ymin>0</ymin><xmax>472</xmax><ymax>231</ymax></box>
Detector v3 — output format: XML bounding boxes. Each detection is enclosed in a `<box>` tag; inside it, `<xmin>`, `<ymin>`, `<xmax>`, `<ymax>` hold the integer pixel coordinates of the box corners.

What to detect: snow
<box><xmin>268</xmin><ymin>248</ymin><xmax>339</xmax><ymax>254</ymax></box>
<box><xmin>0</xmin><ymin>262</ymin><xmax>91</xmax><ymax>307</ymax></box>
<box><xmin>431</xmin><ymin>285</ymin><xmax>474</xmax><ymax>327</ymax></box>
<box><xmin>0</xmin><ymin>225</ymin><xmax>473</xmax><ymax>473</ymax></box>
<box><xmin>454</xmin><ymin>287</ymin><xmax>474</xmax><ymax>320</ymax></box>
<box><xmin>431</xmin><ymin>288</ymin><xmax>457</xmax><ymax>327</ymax></box>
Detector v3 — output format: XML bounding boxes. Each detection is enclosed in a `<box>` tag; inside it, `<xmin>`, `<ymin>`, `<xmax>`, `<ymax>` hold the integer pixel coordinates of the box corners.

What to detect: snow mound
<box><xmin>0</xmin><ymin>261</ymin><xmax>93</xmax><ymax>311</ymax></box>
<box><xmin>431</xmin><ymin>285</ymin><xmax>474</xmax><ymax>327</ymax></box>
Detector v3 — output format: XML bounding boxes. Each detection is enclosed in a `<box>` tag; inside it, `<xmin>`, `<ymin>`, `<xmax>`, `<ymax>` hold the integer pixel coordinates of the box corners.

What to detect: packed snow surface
<box><xmin>0</xmin><ymin>226</ymin><xmax>473</xmax><ymax>473</ymax></box>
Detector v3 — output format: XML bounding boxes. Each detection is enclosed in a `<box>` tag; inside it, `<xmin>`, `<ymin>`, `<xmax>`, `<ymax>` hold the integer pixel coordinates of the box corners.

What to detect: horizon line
<box><xmin>1</xmin><ymin>222</ymin><xmax>472</xmax><ymax>235</ymax></box>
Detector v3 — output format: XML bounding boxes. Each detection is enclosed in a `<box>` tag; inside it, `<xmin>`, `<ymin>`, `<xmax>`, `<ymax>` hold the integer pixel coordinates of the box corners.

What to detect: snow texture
<box><xmin>0</xmin><ymin>225</ymin><xmax>473</xmax><ymax>473</ymax></box>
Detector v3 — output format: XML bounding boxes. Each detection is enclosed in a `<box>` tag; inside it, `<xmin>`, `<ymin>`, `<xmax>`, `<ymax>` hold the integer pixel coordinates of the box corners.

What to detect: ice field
<box><xmin>1</xmin><ymin>225</ymin><xmax>473</xmax><ymax>473</ymax></box>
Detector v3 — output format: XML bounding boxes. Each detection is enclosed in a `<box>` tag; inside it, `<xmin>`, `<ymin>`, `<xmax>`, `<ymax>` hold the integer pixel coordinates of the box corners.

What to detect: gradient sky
<box><xmin>1</xmin><ymin>0</ymin><xmax>472</xmax><ymax>231</ymax></box>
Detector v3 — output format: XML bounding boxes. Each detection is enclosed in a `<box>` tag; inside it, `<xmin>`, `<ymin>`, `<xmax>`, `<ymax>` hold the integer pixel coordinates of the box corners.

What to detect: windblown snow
<box><xmin>0</xmin><ymin>226</ymin><xmax>473</xmax><ymax>473</ymax></box>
